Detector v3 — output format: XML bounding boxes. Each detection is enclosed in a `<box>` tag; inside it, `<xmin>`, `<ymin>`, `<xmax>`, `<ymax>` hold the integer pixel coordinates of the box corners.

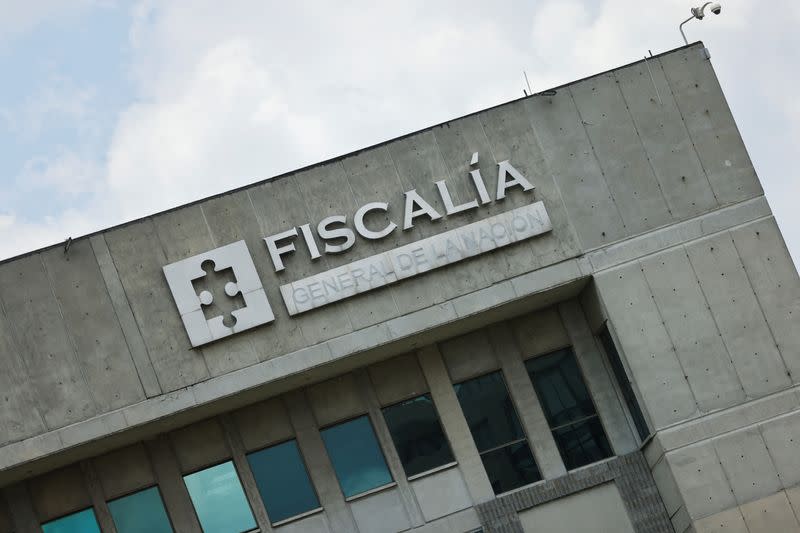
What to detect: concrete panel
<box><xmin>686</xmin><ymin>233</ymin><xmax>790</xmax><ymax>398</ymax></box>
<box><xmin>297</xmin><ymin>159</ymin><xmax>398</xmax><ymax>330</ymax></box>
<box><xmin>232</xmin><ymin>397</ymin><xmax>294</xmax><ymax>452</ymax></box>
<box><xmin>731</xmin><ymin>218</ymin><xmax>800</xmax><ymax>382</ymax></box>
<box><xmin>0</xmin><ymin>254</ymin><xmax>96</xmax><ymax>429</ymax></box>
<box><xmin>42</xmin><ymin>240</ymin><xmax>146</xmax><ymax>411</ymax></box>
<box><xmin>760</xmin><ymin>412</ymin><xmax>800</xmax><ymax>489</ymax></box>
<box><xmin>518</xmin><ymin>482</ymin><xmax>635</xmax><ymax>533</ymax></box>
<box><xmin>524</xmin><ymin>88</ymin><xmax>626</xmax><ymax>248</ymax></box>
<box><xmin>439</xmin><ymin>329</ymin><xmax>498</xmax><ymax>383</ymax></box>
<box><xmin>349</xmin><ymin>488</ymin><xmax>411</xmax><ymax>533</ymax></box>
<box><xmin>595</xmin><ymin>263</ymin><xmax>697</xmax><ymax>429</ymax></box>
<box><xmin>29</xmin><ymin>465</ymin><xmax>90</xmax><ymax>522</ymax></box>
<box><xmin>714</xmin><ymin>427</ymin><xmax>781</xmax><ymax>505</ymax></box>
<box><xmin>274</xmin><ymin>512</ymin><xmax>330</xmax><ymax>533</ymax></box>
<box><xmin>614</xmin><ymin>59</ymin><xmax>717</xmax><ymax>220</ymax></box>
<box><xmin>509</xmin><ymin>307</ymin><xmax>570</xmax><ymax>358</ymax></box>
<box><xmin>410</xmin><ymin>467</ymin><xmax>472</xmax><ymax>522</ymax></box>
<box><xmin>248</xmin><ymin>176</ymin><xmax>353</xmax><ymax>345</ymax></box>
<box><xmin>740</xmin><ymin>491</ymin><xmax>800</xmax><ymax>532</ymax></box>
<box><xmin>201</xmin><ymin>190</ymin><xmax>307</xmax><ymax>363</ymax></box>
<box><xmin>693</xmin><ymin>507</ymin><xmax>748</xmax><ymax>533</ymax></box>
<box><xmin>170</xmin><ymin>418</ymin><xmax>230</xmax><ymax>473</ymax></box>
<box><xmin>667</xmin><ymin>442</ymin><xmax>735</xmax><ymax>519</ymax></box>
<box><xmin>640</xmin><ymin>247</ymin><xmax>745</xmax><ymax>411</ymax></box>
<box><xmin>104</xmin><ymin>218</ymin><xmax>209</xmax><ymax>392</ymax></box>
<box><xmin>0</xmin><ymin>303</ymin><xmax>46</xmax><ymax>445</ymax></box>
<box><xmin>787</xmin><ymin>486</ymin><xmax>800</xmax><ymax>520</ymax></box>
<box><xmin>145</xmin><ymin>436</ymin><xmax>202</xmax><ymax>532</ymax></box>
<box><xmin>93</xmin><ymin>443</ymin><xmax>155</xmax><ymax>500</ymax></box>
<box><xmin>479</xmin><ymin>100</ymin><xmax>581</xmax><ymax>272</ymax></box>
<box><xmin>306</xmin><ymin>373</ymin><xmax>366</xmax><ymax>427</ymax></box>
<box><xmin>570</xmin><ymin>73</ymin><xmax>672</xmax><ymax>234</ymax></box>
<box><xmin>651</xmin><ymin>457</ymin><xmax>683</xmax><ymax>518</ymax></box>
<box><xmin>659</xmin><ymin>46</ymin><xmax>762</xmax><ymax>205</ymax></box>
<box><xmin>368</xmin><ymin>353</ymin><xmax>429</xmax><ymax>406</ymax></box>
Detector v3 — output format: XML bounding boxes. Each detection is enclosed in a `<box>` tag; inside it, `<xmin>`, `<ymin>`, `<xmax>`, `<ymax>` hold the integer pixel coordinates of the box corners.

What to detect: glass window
<box><xmin>41</xmin><ymin>508</ymin><xmax>101</xmax><ymax>533</ymax></box>
<box><xmin>183</xmin><ymin>461</ymin><xmax>256</xmax><ymax>533</ymax></box>
<box><xmin>382</xmin><ymin>393</ymin><xmax>455</xmax><ymax>477</ymax></box>
<box><xmin>454</xmin><ymin>371</ymin><xmax>541</xmax><ymax>494</ymax></box>
<box><xmin>247</xmin><ymin>439</ymin><xmax>320</xmax><ymax>523</ymax></box>
<box><xmin>599</xmin><ymin>327</ymin><xmax>650</xmax><ymax>441</ymax></box>
<box><xmin>108</xmin><ymin>486</ymin><xmax>173</xmax><ymax>533</ymax></box>
<box><xmin>525</xmin><ymin>348</ymin><xmax>612</xmax><ymax>470</ymax></box>
<box><xmin>320</xmin><ymin>415</ymin><xmax>392</xmax><ymax>498</ymax></box>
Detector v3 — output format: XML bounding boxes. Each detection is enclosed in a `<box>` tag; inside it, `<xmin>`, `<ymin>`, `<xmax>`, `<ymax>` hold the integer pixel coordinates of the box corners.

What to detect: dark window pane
<box><xmin>382</xmin><ymin>394</ymin><xmax>454</xmax><ymax>477</ymax></box>
<box><xmin>247</xmin><ymin>440</ymin><xmax>320</xmax><ymax>523</ymax></box>
<box><xmin>552</xmin><ymin>417</ymin><xmax>613</xmax><ymax>470</ymax></box>
<box><xmin>599</xmin><ymin>327</ymin><xmax>649</xmax><ymax>441</ymax></box>
<box><xmin>183</xmin><ymin>461</ymin><xmax>256</xmax><ymax>533</ymax></box>
<box><xmin>480</xmin><ymin>441</ymin><xmax>541</xmax><ymax>494</ymax></box>
<box><xmin>41</xmin><ymin>509</ymin><xmax>101</xmax><ymax>533</ymax></box>
<box><xmin>454</xmin><ymin>372</ymin><xmax>525</xmax><ymax>452</ymax></box>
<box><xmin>321</xmin><ymin>416</ymin><xmax>392</xmax><ymax>498</ymax></box>
<box><xmin>525</xmin><ymin>348</ymin><xmax>596</xmax><ymax>427</ymax></box>
<box><xmin>108</xmin><ymin>487</ymin><xmax>173</xmax><ymax>533</ymax></box>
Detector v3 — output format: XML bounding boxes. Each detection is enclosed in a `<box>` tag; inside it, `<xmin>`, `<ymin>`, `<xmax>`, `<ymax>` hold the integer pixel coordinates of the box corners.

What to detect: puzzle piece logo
<box><xmin>163</xmin><ymin>240</ymin><xmax>274</xmax><ymax>347</ymax></box>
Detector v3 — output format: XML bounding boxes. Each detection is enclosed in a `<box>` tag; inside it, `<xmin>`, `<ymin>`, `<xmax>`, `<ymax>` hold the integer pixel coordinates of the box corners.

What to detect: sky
<box><xmin>0</xmin><ymin>0</ymin><xmax>798</xmax><ymax>266</ymax></box>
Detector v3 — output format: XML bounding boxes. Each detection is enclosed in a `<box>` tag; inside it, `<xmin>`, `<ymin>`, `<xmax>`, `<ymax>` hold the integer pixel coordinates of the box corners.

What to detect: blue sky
<box><xmin>1</xmin><ymin>0</ymin><xmax>798</xmax><ymax>266</ymax></box>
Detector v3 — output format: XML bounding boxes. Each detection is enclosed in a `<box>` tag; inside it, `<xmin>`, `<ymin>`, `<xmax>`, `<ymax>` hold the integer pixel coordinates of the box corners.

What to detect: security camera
<box><xmin>709</xmin><ymin>3</ymin><xmax>721</xmax><ymax>15</ymax></box>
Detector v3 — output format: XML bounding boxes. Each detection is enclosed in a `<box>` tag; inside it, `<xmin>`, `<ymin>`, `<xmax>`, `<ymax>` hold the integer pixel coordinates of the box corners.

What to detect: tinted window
<box><xmin>599</xmin><ymin>327</ymin><xmax>649</xmax><ymax>441</ymax></box>
<box><xmin>320</xmin><ymin>416</ymin><xmax>392</xmax><ymax>498</ymax></box>
<box><xmin>526</xmin><ymin>348</ymin><xmax>612</xmax><ymax>470</ymax></box>
<box><xmin>183</xmin><ymin>461</ymin><xmax>256</xmax><ymax>533</ymax></box>
<box><xmin>454</xmin><ymin>371</ymin><xmax>541</xmax><ymax>494</ymax></box>
<box><xmin>382</xmin><ymin>393</ymin><xmax>454</xmax><ymax>477</ymax></box>
<box><xmin>41</xmin><ymin>508</ymin><xmax>101</xmax><ymax>533</ymax></box>
<box><xmin>247</xmin><ymin>439</ymin><xmax>319</xmax><ymax>523</ymax></box>
<box><xmin>108</xmin><ymin>487</ymin><xmax>173</xmax><ymax>533</ymax></box>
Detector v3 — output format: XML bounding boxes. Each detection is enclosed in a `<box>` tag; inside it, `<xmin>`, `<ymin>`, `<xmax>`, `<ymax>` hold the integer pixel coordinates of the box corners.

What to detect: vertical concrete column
<box><xmin>1</xmin><ymin>483</ymin><xmax>40</xmax><ymax>533</ymax></box>
<box><xmin>144</xmin><ymin>436</ymin><xmax>202</xmax><ymax>533</ymax></box>
<box><xmin>283</xmin><ymin>391</ymin><xmax>357</xmax><ymax>533</ymax></box>
<box><xmin>417</xmin><ymin>345</ymin><xmax>494</xmax><ymax>504</ymax></box>
<box><xmin>354</xmin><ymin>369</ymin><xmax>425</xmax><ymax>527</ymax></box>
<box><xmin>219</xmin><ymin>415</ymin><xmax>273</xmax><ymax>532</ymax></box>
<box><xmin>488</xmin><ymin>323</ymin><xmax>567</xmax><ymax>479</ymax></box>
<box><xmin>79</xmin><ymin>461</ymin><xmax>117</xmax><ymax>533</ymax></box>
<box><xmin>559</xmin><ymin>301</ymin><xmax>639</xmax><ymax>454</ymax></box>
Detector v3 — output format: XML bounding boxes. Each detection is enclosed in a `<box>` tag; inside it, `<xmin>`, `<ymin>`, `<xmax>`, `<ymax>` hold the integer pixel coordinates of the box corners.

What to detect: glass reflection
<box><xmin>453</xmin><ymin>372</ymin><xmax>525</xmax><ymax>452</ymax></box>
<box><xmin>480</xmin><ymin>441</ymin><xmax>541</xmax><ymax>494</ymax></box>
<box><xmin>41</xmin><ymin>508</ymin><xmax>101</xmax><ymax>533</ymax></box>
<box><xmin>321</xmin><ymin>416</ymin><xmax>392</xmax><ymax>498</ymax></box>
<box><xmin>382</xmin><ymin>393</ymin><xmax>454</xmax><ymax>477</ymax></box>
<box><xmin>108</xmin><ymin>487</ymin><xmax>173</xmax><ymax>533</ymax></box>
<box><xmin>553</xmin><ymin>418</ymin><xmax>613</xmax><ymax>470</ymax></box>
<box><xmin>247</xmin><ymin>439</ymin><xmax>319</xmax><ymax>523</ymax></box>
<box><xmin>183</xmin><ymin>461</ymin><xmax>256</xmax><ymax>533</ymax></box>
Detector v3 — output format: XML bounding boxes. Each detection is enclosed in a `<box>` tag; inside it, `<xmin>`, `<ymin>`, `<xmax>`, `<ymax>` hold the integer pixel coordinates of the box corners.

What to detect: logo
<box><xmin>163</xmin><ymin>240</ymin><xmax>274</xmax><ymax>347</ymax></box>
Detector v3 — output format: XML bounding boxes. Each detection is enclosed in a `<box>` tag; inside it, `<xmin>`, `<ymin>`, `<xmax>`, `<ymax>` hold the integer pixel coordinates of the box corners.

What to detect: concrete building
<box><xmin>0</xmin><ymin>42</ymin><xmax>798</xmax><ymax>533</ymax></box>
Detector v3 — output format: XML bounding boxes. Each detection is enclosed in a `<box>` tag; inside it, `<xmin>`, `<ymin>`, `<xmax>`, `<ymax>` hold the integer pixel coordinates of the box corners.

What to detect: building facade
<box><xmin>1</xmin><ymin>42</ymin><xmax>798</xmax><ymax>533</ymax></box>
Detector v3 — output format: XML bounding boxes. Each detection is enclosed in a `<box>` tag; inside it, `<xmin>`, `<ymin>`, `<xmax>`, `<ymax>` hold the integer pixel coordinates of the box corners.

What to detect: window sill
<box><xmin>407</xmin><ymin>461</ymin><xmax>459</xmax><ymax>481</ymax></box>
<box><xmin>271</xmin><ymin>506</ymin><xmax>324</xmax><ymax>527</ymax></box>
<box><xmin>344</xmin><ymin>481</ymin><xmax>397</xmax><ymax>502</ymax></box>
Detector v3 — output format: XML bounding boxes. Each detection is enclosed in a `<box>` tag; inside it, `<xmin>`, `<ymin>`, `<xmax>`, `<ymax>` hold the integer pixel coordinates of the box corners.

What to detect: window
<box><xmin>525</xmin><ymin>348</ymin><xmax>612</xmax><ymax>470</ymax></box>
<box><xmin>454</xmin><ymin>371</ymin><xmax>541</xmax><ymax>494</ymax></box>
<box><xmin>320</xmin><ymin>415</ymin><xmax>392</xmax><ymax>498</ymax></box>
<box><xmin>108</xmin><ymin>486</ymin><xmax>173</xmax><ymax>533</ymax></box>
<box><xmin>382</xmin><ymin>393</ymin><xmax>455</xmax><ymax>477</ymax></box>
<box><xmin>41</xmin><ymin>508</ymin><xmax>101</xmax><ymax>533</ymax></box>
<box><xmin>599</xmin><ymin>326</ymin><xmax>650</xmax><ymax>441</ymax></box>
<box><xmin>247</xmin><ymin>439</ymin><xmax>320</xmax><ymax>523</ymax></box>
<box><xmin>183</xmin><ymin>461</ymin><xmax>256</xmax><ymax>533</ymax></box>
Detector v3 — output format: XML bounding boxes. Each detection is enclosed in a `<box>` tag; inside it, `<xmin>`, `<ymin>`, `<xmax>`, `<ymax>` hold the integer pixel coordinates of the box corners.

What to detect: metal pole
<box><xmin>679</xmin><ymin>15</ymin><xmax>694</xmax><ymax>45</ymax></box>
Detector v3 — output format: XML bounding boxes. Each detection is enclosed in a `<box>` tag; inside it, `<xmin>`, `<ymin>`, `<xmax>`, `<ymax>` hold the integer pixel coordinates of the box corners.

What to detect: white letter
<box><xmin>354</xmin><ymin>202</ymin><xmax>396</xmax><ymax>240</ymax></box>
<box><xmin>264</xmin><ymin>228</ymin><xmax>298</xmax><ymax>272</ymax></box>
<box><xmin>496</xmin><ymin>160</ymin><xmax>534</xmax><ymax>200</ymax></box>
<box><xmin>435</xmin><ymin>180</ymin><xmax>478</xmax><ymax>215</ymax></box>
<box><xmin>470</xmin><ymin>169</ymin><xmax>492</xmax><ymax>204</ymax></box>
<box><xmin>403</xmin><ymin>189</ymin><xmax>442</xmax><ymax>230</ymax></box>
<box><xmin>318</xmin><ymin>215</ymin><xmax>356</xmax><ymax>254</ymax></box>
<box><xmin>298</xmin><ymin>223</ymin><xmax>321</xmax><ymax>260</ymax></box>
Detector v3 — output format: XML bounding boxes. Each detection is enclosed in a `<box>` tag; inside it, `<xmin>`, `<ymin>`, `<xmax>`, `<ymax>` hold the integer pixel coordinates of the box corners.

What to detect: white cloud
<box><xmin>1</xmin><ymin>0</ymin><xmax>799</xmax><ymax>267</ymax></box>
<box><xmin>16</xmin><ymin>149</ymin><xmax>102</xmax><ymax>197</ymax></box>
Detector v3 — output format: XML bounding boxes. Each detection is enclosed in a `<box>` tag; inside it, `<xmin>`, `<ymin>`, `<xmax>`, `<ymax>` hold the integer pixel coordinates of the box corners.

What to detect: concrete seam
<box><xmin>79</xmin><ymin>460</ymin><xmax>117</xmax><ymax>533</ymax></box>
